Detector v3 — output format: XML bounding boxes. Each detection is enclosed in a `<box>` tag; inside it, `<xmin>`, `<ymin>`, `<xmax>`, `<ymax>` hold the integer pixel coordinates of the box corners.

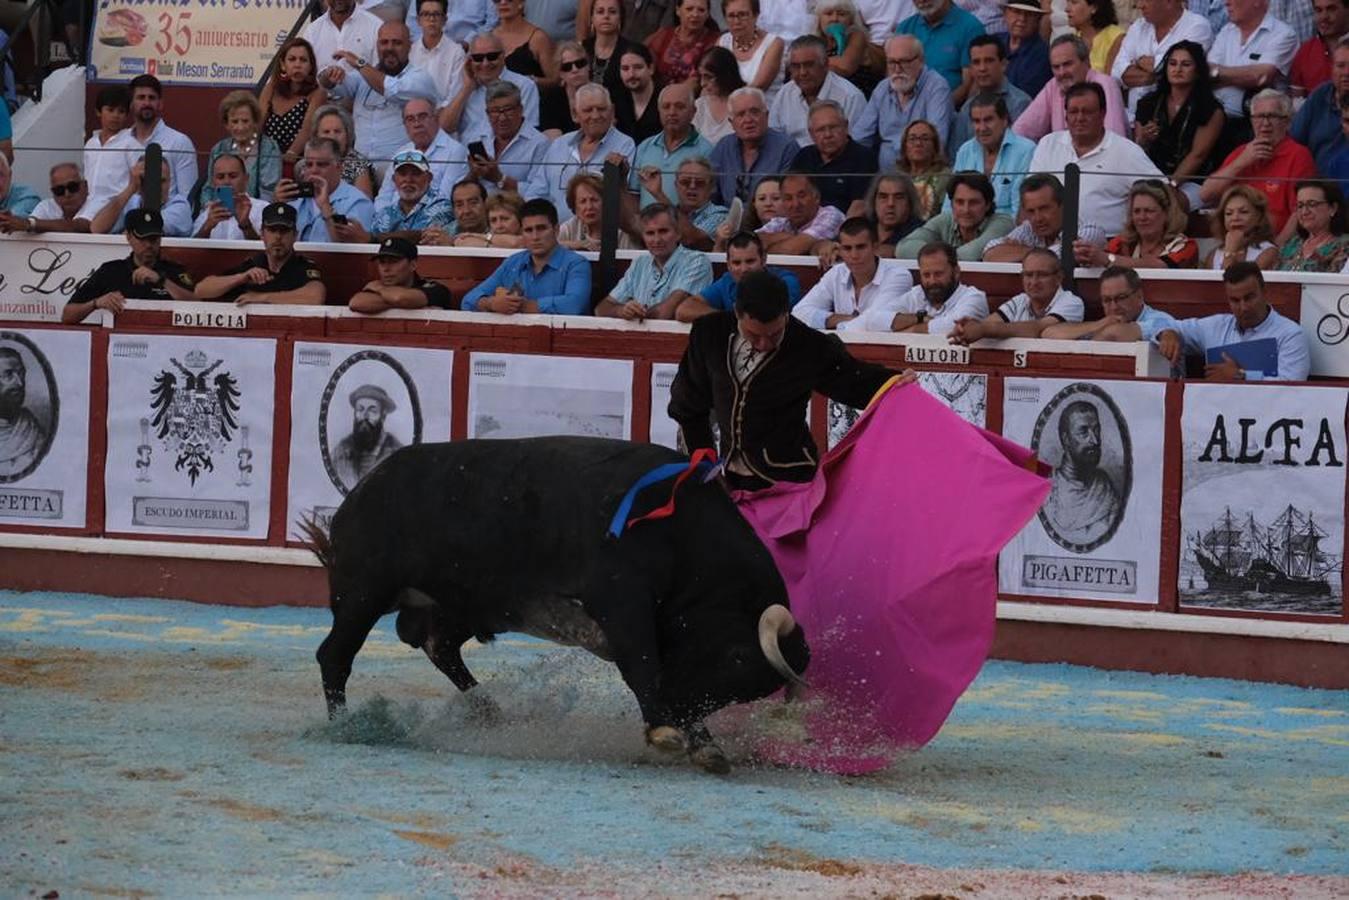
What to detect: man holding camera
<box><xmin>463</xmin><ymin>80</ymin><xmax>548</xmax><ymax>198</ymax></box>
<box><xmin>273</xmin><ymin>137</ymin><xmax>374</xmax><ymax>243</ymax></box>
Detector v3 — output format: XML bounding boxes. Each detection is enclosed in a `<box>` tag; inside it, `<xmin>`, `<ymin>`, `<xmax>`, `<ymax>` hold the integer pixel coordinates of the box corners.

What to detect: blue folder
<box><xmin>1205</xmin><ymin>337</ymin><xmax>1278</xmax><ymax>377</ymax></box>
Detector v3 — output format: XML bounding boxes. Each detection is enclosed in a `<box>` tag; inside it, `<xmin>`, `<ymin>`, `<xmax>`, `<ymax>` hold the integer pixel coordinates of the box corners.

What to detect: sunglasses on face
<box><xmin>51</xmin><ymin>179</ymin><xmax>84</xmax><ymax>196</ymax></box>
<box><xmin>470</xmin><ymin>51</ymin><xmax>503</xmax><ymax>63</ymax></box>
<box><xmin>559</xmin><ymin>58</ymin><xmax>589</xmax><ymax>72</ymax></box>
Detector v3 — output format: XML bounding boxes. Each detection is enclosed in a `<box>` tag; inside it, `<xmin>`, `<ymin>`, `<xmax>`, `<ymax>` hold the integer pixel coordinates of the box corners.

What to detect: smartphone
<box><xmin>214</xmin><ymin>185</ymin><xmax>235</xmax><ymax>213</ymax></box>
<box><xmin>296</xmin><ymin>182</ymin><xmax>316</xmax><ymax>199</ymax></box>
<box><xmin>330</xmin><ymin>213</ymin><xmax>348</xmax><ymax>226</ymax></box>
<box><xmin>467</xmin><ymin>141</ymin><xmax>488</xmax><ymax>160</ymax></box>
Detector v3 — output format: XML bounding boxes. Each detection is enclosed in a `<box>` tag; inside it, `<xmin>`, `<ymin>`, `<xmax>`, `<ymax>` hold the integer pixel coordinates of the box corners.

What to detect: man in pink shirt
<box><xmin>1013</xmin><ymin>34</ymin><xmax>1127</xmax><ymax>142</ymax></box>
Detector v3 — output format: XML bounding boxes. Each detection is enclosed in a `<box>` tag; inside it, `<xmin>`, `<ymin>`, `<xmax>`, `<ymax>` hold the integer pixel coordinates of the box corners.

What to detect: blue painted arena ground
<box><xmin>2</xmin><ymin>590</ymin><xmax>1346</xmax><ymax>896</ymax></box>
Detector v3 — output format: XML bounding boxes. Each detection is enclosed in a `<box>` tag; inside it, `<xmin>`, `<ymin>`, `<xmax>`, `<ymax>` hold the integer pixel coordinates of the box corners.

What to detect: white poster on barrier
<box><xmin>828</xmin><ymin>372</ymin><xmax>988</xmax><ymax>448</ymax></box>
<box><xmin>286</xmin><ymin>343</ymin><xmax>453</xmax><ymax>540</ymax></box>
<box><xmin>649</xmin><ymin>362</ymin><xmax>680</xmax><ymax>449</ymax></box>
<box><xmin>0</xmin><ymin>329</ymin><xmax>91</xmax><ymax>528</ymax></box>
<box><xmin>1179</xmin><ymin>384</ymin><xmax>1346</xmax><ymax>616</ymax></box>
<box><xmin>104</xmin><ymin>334</ymin><xmax>276</xmax><ymax>539</ymax></box>
<box><xmin>468</xmin><ymin>352</ymin><xmax>633</xmax><ymax>440</ymax></box>
<box><xmin>1299</xmin><ymin>283</ymin><xmax>1349</xmax><ymax>378</ymax></box>
<box><xmin>0</xmin><ymin>239</ymin><xmax>127</xmax><ymax>322</ymax></box>
<box><xmin>999</xmin><ymin>378</ymin><xmax>1166</xmax><ymax>603</ymax></box>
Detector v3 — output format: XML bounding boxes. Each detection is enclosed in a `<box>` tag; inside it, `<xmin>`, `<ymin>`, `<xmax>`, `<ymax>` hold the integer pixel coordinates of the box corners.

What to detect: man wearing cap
<box><xmin>997</xmin><ymin>1</ymin><xmax>1053</xmax><ymax>98</ymax></box>
<box><xmin>370</xmin><ymin>150</ymin><xmax>453</xmax><ymax>243</ymax></box>
<box><xmin>62</xmin><ymin>209</ymin><xmax>196</xmax><ymax>324</ymax></box>
<box><xmin>374</xmin><ymin>97</ymin><xmax>471</xmax><ymax>206</ymax></box>
<box><xmin>333</xmin><ymin>384</ymin><xmax>403</xmax><ymax>490</ymax></box>
<box><xmin>350</xmin><ymin>237</ymin><xmax>455</xmax><ymax>314</ymax></box>
<box><xmin>194</xmin><ymin>203</ymin><xmax>327</xmax><ymax>306</ymax></box>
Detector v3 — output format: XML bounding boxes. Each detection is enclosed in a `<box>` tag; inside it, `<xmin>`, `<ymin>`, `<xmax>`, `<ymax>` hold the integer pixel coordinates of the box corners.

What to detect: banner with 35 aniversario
<box><xmin>87</xmin><ymin>0</ymin><xmax>305</xmax><ymax>86</ymax></box>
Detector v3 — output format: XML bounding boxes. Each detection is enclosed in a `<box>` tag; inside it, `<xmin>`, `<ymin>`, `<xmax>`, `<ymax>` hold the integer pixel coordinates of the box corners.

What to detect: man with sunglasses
<box><xmin>948</xmin><ymin>247</ymin><xmax>1083</xmax><ymax>344</ymax></box>
<box><xmin>440</xmin><ymin>33</ymin><xmax>540</xmax><ymax>141</ymax></box>
<box><xmin>320</xmin><ymin>21</ymin><xmax>438</xmax><ymax>180</ymax></box>
<box><xmin>0</xmin><ymin>162</ymin><xmax>90</xmax><ymax>234</ymax></box>
<box><xmin>626</xmin><ymin>156</ymin><xmax>725</xmax><ymax>251</ymax></box>
<box><xmin>463</xmin><ymin>81</ymin><xmax>549</xmax><ymax>197</ymax></box>
<box><xmin>62</xmin><ymin>210</ymin><xmax>195</xmax><ymax>324</ymax></box>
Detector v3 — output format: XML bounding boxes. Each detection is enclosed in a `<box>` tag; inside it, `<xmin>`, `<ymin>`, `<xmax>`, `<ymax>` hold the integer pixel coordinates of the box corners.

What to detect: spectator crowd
<box><xmin>3</xmin><ymin>0</ymin><xmax>1338</xmax><ymax>379</ymax></box>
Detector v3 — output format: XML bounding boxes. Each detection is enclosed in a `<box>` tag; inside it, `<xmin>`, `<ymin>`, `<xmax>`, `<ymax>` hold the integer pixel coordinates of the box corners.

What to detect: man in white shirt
<box><xmin>768</xmin><ymin>35</ymin><xmax>865</xmax><ymax>146</ymax></box>
<box><xmin>9</xmin><ymin>162</ymin><xmax>93</xmax><ymax>234</ymax></box>
<box><xmin>192</xmin><ymin>153</ymin><xmax>263</xmax><ymax>241</ymax></box>
<box><xmin>888</xmin><ymin>241</ymin><xmax>989</xmax><ymax>335</ymax></box>
<box><xmin>440</xmin><ymin>33</ymin><xmax>541</xmax><ymax>141</ymax></box>
<box><xmin>408</xmin><ymin>0</ymin><xmax>466</xmax><ymax>106</ymax></box>
<box><xmin>374</xmin><ymin>96</ymin><xmax>469</xmax><ymax>205</ymax></box>
<box><xmin>1154</xmin><ymin>260</ymin><xmax>1310</xmax><ymax>381</ymax></box>
<box><xmin>793</xmin><ymin>217</ymin><xmax>915</xmax><ymax>332</ymax></box>
<box><xmin>463</xmin><ymin>81</ymin><xmax>549</xmax><ymax>198</ymax></box>
<box><xmin>1027</xmin><ymin>82</ymin><xmax>1163</xmax><ymax>233</ymax></box>
<box><xmin>1208</xmin><ymin>0</ymin><xmax>1300</xmax><ymax>131</ymax></box>
<box><xmin>302</xmin><ymin>0</ymin><xmax>382</xmax><ymax>77</ymax></box>
<box><xmin>95</xmin><ymin>75</ymin><xmax>198</xmax><ymax>205</ymax></box>
<box><xmin>319</xmin><ymin>21</ymin><xmax>439</xmax><ymax>180</ymax></box>
<box><xmin>949</xmin><ymin>248</ymin><xmax>1084</xmax><ymax>343</ymax></box>
<box><xmin>84</xmin><ymin>85</ymin><xmax>128</xmax><ymax>211</ymax></box>
<box><xmin>89</xmin><ymin>157</ymin><xmax>193</xmax><ymax>237</ymax></box>
<box><xmin>1111</xmin><ymin>0</ymin><xmax>1214</xmax><ymax>116</ymax></box>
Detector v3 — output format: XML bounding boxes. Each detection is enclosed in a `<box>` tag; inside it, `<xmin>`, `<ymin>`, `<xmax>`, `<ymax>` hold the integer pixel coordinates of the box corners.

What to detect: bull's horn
<box><xmin>758</xmin><ymin>604</ymin><xmax>807</xmax><ymax>688</ymax></box>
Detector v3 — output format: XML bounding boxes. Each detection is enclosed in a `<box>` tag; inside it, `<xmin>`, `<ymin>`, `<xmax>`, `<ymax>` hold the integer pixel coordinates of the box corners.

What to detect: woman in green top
<box><xmin>1278</xmin><ymin>181</ymin><xmax>1349</xmax><ymax>274</ymax></box>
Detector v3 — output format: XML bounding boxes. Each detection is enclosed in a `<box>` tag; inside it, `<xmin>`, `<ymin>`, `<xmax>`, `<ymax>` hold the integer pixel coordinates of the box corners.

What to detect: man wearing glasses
<box><xmin>768</xmin><ymin>35</ymin><xmax>865</xmax><ymax>147</ymax></box>
<box><xmin>319</xmin><ymin>21</ymin><xmax>438</xmax><ymax>180</ymax></box>
<box><xmin>0</xmin><ymin>162</ymin><xmax>90</xmax><ymax>234</ymax></box>
<box><xmin>1198</xmin><ymin>89</ymin><xmax>1315</xmax><ymax>240</ymax></box>
<box><xmin>1041</xmin><ymin>265</ymin><xmax>1178</xmax><ymax>343</ymax></box>
<box><xmin>707</xmin><ymin>87</ymin><xmax>800</xmax><ymax>206</ymax></box>
<box><xmin>408</xmin><ymin>0</ymin><xmax>467</xmax><ymax>104</ymax></box>
<box><xmin>374</xmin><ymin>96</ymin><xmax>470</xmax><ymax>205</ymax></box>
<box><xmin>440</xmin><ymin>33</ymin><xmax>540</xmax><ymax>141</ymax></box>
<box><xmin>464</xmin><ymin>81</ymin><xmax>550</xmax><ymax>197</ymax></box>
<box><xmin>948</xmin><ymin>248</ymin><xmax>1084</xmax><ymax>344</ymax></box>
<box><xmin>856</xmin><ymin>35</ymin><xmax>953</xmax><ymax>171</ymax></box>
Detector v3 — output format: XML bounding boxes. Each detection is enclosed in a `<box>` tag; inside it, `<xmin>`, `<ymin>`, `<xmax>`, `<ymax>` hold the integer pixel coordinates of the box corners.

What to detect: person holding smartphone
<box><xmin>463</xmin><ymin>81</ymin><xmax>549</xmax><ymax>197</ymax></box>
<box><xmin>272</xmin><ymin>136</ymin><xmax>374</xmax><ymax>243</ymax></box>
<box><xmin>192</xmin><ymin>153</ymin><xmax>264</xmax><ymax>240</ymax></box>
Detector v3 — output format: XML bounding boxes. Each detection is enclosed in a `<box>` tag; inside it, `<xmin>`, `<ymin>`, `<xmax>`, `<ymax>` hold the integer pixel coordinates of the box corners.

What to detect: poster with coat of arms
<box><xmin>0</xmin><ymin>329</ymin><xmax>92</xmax><ymax>528</ymax></box>
<box><xmin>998</xmin><ymin>377</ymin><xmax>1166</xmax><ymax>604</ymax></box>
<box><xmin>104</xmin><ymin>334</ymin><xmax>276</xmax><ymax>539</ymax></box>
<box><xmin>285</xmin><ymin>342</ymin><xmax>453</xmax><ymax>541</ymax></box>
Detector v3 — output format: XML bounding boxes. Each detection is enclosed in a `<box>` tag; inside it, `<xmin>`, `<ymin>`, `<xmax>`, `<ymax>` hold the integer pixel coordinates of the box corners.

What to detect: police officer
<box><xmin>62</xmin><ymin>209</ymin><xmax>196</xmax><ymax>324</ymax></box>
<box><xmin>348</xmin><ymin>236</ymin><xmax>454</xmax><ymax>314</ymax></box>
<box><xmin>194</xmin><ymin>203</ymin><xmax>327</xmax><ymax>306</ymax></box>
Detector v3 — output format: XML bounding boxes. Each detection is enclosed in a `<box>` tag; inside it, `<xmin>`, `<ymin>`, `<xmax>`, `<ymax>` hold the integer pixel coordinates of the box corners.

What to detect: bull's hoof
<box><xmin>645</xmin><ymin>725</ymin><xmax>687</xmax><ymax>754</ymax></box>
<box><xmin>690</xmin><ymin>743</ymin><xmax>731</xmax><ymax>775</ymax></box>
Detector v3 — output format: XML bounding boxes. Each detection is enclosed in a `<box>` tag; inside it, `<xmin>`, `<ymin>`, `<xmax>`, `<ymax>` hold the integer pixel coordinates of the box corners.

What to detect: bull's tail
<box><xmin>298</xmin><ymin>515</ymin><xmax>336</xmax><ymax>573</ymax></box>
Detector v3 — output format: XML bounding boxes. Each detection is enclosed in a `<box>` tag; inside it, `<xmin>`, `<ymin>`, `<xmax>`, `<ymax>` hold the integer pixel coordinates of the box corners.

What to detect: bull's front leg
<box><xmin>684</xmin><ymin>721</ymin><xmax>730</xmax><ymax>775</ymax></box>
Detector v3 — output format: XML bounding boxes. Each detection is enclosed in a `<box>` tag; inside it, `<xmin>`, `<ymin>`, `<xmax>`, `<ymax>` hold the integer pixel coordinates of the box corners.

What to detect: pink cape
<box><xmin>728</xmin><ymin>382</ymin><xmax>1050</xmax><ymax>773</ymax></box>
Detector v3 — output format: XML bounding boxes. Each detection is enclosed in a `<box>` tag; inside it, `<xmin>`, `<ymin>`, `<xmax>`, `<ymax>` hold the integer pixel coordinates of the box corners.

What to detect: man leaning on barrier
<box><xmin>349</xmin><ymin>237</ymin><xmax>455</xmax><ymax>314</ymax></box>
<box><xmin>460</xmin><ymin>199</ymin><xmax>592</xmax><ymax>315</ymax></box>
<box><xmin>949</xmin><ymin>247</ymin><xmax>1084</xmax><ymax>344</ymax></box>
<box><xmin>62</xmin><ymin>210</ymin><xmax>196</xmax><ymax>324</ymax></box>
<box><xmin>1040</xmin><ymin>265</ymin><xmax>1178</xmax><ymax>343</ymax></box>
<box><xmin>194</xmin><ymin>204</ymin><xmax>327</xmax><ymax>307</ymax></box>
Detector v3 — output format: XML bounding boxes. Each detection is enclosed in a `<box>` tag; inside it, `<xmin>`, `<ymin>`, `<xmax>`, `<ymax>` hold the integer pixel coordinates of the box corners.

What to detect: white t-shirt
<box><xmin>190</xmin><ymin>196</ymin><xmax>265</xmax><ymax>240</ymax></box>
<box><xmin>1027</xmin><ymin>130</ymin><xmax>1164</xmax><ymax>233</ymax></box>
<box><xmin>996</xmin><ymin>287</ymin><xmax>1085</xmax><ymax>323</ymax></box>
<box><xmin>410</xmin><ymin>34</ymin><xmax>467</xmax><ymax>109</ymax></box>
<box><xmin>303</xmin><ymin>8</ymin><xmax>382</xmax><ymax>75</ymax></box>
<box><xmin>1110</xmin><ymin>10</ymin><xmax>1214</xmax><ymax>117</ymax></box>
<box><xmin>1210</xmin><ymin>241</ymin><xmax>1275</xmax><ymax>269</ymax></box>
<box><xmin>894</xmin><ymin>281</ymin><xmax>990</xmax><ymax>336</ymax></box>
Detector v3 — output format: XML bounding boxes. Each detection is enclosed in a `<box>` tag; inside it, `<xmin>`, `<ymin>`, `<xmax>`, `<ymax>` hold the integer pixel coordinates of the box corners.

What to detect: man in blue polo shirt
<box><xmin>676</xmin><ymin>231</ymin><xmax>802</xmax><ymax>322</ymax></box>
<box><xmin>896</xmin><ymin>0</ymin><xmax>986</xmax><ymax>107</ymax></box>
<box><xmin>460</xmin><ymin>199</ymin><xmax>592</xmax><ymax>315</ymax></box>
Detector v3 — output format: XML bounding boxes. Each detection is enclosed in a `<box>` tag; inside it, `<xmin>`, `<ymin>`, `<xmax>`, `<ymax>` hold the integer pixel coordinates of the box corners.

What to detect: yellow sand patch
<box><xmin>757</xmin><ymin>843</ymin><xmax>863</xmax><ymax>877</ymax></box>
<box><xmin>1083</xmin><ymin>704</ymin><xmax>1167</xmax><ymax>724</ymax></box>
<box><xmin>63</xmin><ymin>613</ymin><xmax>172</xmax><ymax>624</ymax></box>
<box><xmin>361</xmin><ymin>809</ymin><xmax>445</xmax><ymax>828</ymax></box>
<box><xmin>393</xmin><ymin>829</ymin><xmax>459</xmax><ymax>850</ymax></box>
<box><xmin>1015</xmin><ymin>818</ymin><xmax>1044</xmax><ymax>832</ymax></box>
<box><xmin>1204</xmin><ymin>723</ymin><xmax>1349</xmax><ymax>747</ymax></box>
<box><xmin>1092</xmin><ymin>690</ymin><xmax>1169</xmax><ymax>702</ymax></box>
<box><xmin>0</xmin><ymin>655</ymin><xmax>83</xmax><ymax>689</ymax></box>
<box><xmin>203</xmin><ymin>796</ymin><xmax>290</xmax><ymax>822</ymax></box>
<box><xmin>0</xmin><ymin>608</ymin><xmax>76</xmax><ymax>632</ymax></box>
<box><xmin>1275</xmin><ymin>707</ymin><xmax>1347</xmax><ymax>718</ymax></box>
<box><xmin>938</xmin><ymin>723</ymin><xmax>1032</xmax><ymax>741</ymax></box>
<box><xmin>1036</xmin><ymin>805</ymin><xmax>1124</xmax><ymax>834</ymax></box>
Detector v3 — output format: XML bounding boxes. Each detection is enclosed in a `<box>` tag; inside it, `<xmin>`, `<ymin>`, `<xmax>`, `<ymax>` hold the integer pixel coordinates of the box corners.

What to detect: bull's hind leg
<box><xmin>685</xmin><ymin>721</ymin><xmax>730</xmax><ymax>775</ymax></box>
<box><xmin>399</xmin><ymin>588</ymin><xmax>481</xmax><ymax>692</ymax></box>
<box><xmin>316</xmin><ymin>596</ymin><xmax>388</xmax><ymax>718</ymax></box>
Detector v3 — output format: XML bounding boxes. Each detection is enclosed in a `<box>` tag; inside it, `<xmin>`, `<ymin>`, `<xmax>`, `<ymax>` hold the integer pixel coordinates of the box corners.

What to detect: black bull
<box><xmin>305</xmin><ymin>436</ymin><xmax>810</xmax><ymax>772</ymax></box>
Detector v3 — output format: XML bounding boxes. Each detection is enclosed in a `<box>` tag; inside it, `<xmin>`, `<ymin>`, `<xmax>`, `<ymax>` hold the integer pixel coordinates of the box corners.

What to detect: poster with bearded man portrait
<box><xmin>286</xmin><ymin>342</ymin><xmax>452</xmax><ymax>541</ymax></box>
<box><xmin>998</xmin><ymin>378</ymin><xmax>1165</xmax><ymax>605</ymax></box>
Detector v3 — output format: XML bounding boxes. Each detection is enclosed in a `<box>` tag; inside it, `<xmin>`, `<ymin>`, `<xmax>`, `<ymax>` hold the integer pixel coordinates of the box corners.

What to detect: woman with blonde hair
<box><xmin>492</xmin><ymin>0</ymin><xmax>558</xmax><ymax>89</ymax></box>
<box><xmin>895</xmin><ymin>120</ymin><xmax>951</xmax><ymax>219</ymax></box>
<box><xmin>1076</xmin><ymin>180</ymin><xmax>1197</xmax><ymax>269</ymax></box>
<box><xmin>454</xmin><ymin>192</ymin><xmax>526</xmax><ymax>248</ymax></box>
<box><xmin>202</xmin><ymin>91</ymin><xmax>281</xmax><ymax>208</ymax></box>
<box><xmin>539</xmin><ymin>41</ymin><xmax>591</xmax><ymax>138</ymax></box>
<box><xmin>813</xmin><ymin>0</ymin><xmax>879</xmax><ymax>92</ymax></box>
<box><xmin>1205</xmin><ymin>185</ymin><xmax>1278</xmax><ymax>270</ymax></box>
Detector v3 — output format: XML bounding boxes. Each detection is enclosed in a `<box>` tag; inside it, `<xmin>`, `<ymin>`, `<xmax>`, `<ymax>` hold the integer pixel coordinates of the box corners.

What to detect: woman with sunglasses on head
<box><xmin>645</xmin><ymin>0</ymin><xmax>721</xmax><ymax>90</ymax></box>
<box><xmin>692</xmin><ymin>45</ymin><xmax>745</xmax><ymax>143</ymax></box>
<box><xmin>1074</xmin><ymin>181</ymin><xmax>1198</xmax><ymax>269</ymax></box>
<box><xmin>1278</xmin><ymin>181</ymin><xmax>1349</xmax><ymax>273</ymax></box>
<box><xmin>1133</xmin><ymin>41</ymin><xmax>1224</xmax><ymax>208</ymax></box>
<box><xmin>492</xmin><ymin>0</ymin><xmax>558</xmax><ymax>89</ymax></box>
<box><xmin>540</xmin><ymin>42</ymin><xmax>592</xmax><ymax>138</ymax></box>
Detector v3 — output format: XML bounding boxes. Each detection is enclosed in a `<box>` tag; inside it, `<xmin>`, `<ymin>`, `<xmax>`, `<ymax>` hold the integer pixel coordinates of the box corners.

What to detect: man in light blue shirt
<box><xmin>629</xmin><ymin>83</ymin><xmax>713</xmax><ymax>208</ymax></box>
<box><xmin>707</xmin><ymin>87</ymin><xmax>801</xmax><ymax>205</ymax></box>
<box><xmin>444</xmin><ymin>34</ymin><xmax>541</xmax><ymax>141</ymax></box>
<box><xmin>537</xmin><ymin>83</ymin><xmax>636</xmax><ymax>217</ymax></box>
<box><xmin>677</xmin><ymin>231</ymin><xmax>802</xmax><ymax>322</ymax></box>
<box><xmin>320</xmin><ymin>21</ymin><xmax>439</xmax><ymax>179</ymax></box>
<box><xmin>1154</xmin><ymin>261</ymin><xmax>1311</xmax><ymax>381</ymax></box>
<box><xmin>462</xmin><ymin>81</ymin><xmax>550</xmax><ymax>198</ymax></box>
<box><xmin>856</xmin><ymin>36</ymin><xmax>954</xmax><ymax>170</ymax></box>
<box><xmin>895</xmin><ymin>0</ymin><xmax>986</xmax><ymax>103</ymax></box>
<box><xmin>951</xmin><ymin>34</ymin><xmax>1032</xmax><ymax>148</ymax></box>
<box><xmin>949</xmin><ymin>93</ymin><xmax>1035</xmax><ymax>217</ymax></box>
<box><xmin>375</xmin><ymin>97</ymin><xmax>471</xmax><ymax>206</ymax></box>
<box><xmin>596</xmin><ymin>203</ymin><xmax>713</xmax><ymax>320</ymax></box>
<box><xmin>281</xmin><ymin>138</ymin><xmax>376</xmax><ymax>243</ymax></box>
<box><xmin>461</xmin><ymin>199</ymin><xmax>592</xmax><ymax>315</ymax></box>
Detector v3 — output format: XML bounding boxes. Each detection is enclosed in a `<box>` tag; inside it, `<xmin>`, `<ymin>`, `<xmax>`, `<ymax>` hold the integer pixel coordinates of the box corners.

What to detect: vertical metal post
<box><xmin>599</xmin><ymin>159</ymin><xmax>623</xmax><ymax>300</ymax></box>
<box><xmin>144</xmin><ymin>142</ymin><xmax>163</xmax><ymax>211</ymax></box>
<box><xmin>1061</xmin><ymin>163</ymin><xmax>1080</xmax><ymax>290</ymax></box>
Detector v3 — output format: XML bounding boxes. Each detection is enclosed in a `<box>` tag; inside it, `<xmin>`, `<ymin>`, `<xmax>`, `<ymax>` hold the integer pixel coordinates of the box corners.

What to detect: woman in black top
<box><xmin>492</xmin><ymin>0</ymin><xmax>557</xmax><ymax>88</ymax></box>
<box><xmin>1133</xmin><ymin>41</ymin><xmax>1225</xmax><ymax>203</ymax></box>
<box><xmin>583</xmin><ymin>0</ymin><xmax>644</xmax><ymax>96</ymax></box>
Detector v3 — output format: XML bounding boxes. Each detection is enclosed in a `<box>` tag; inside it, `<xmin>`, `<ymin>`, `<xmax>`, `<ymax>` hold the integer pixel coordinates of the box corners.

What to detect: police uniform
<box><xmin>371</xmin><ymin>236</ymin><xmax>454</xmax><ymax>310</ymax></box>
<box><xmin>67</xmin><ymin>208</ymin><xmax>193</xmax><ymax>308</ymax></box>
<box><xmin>217</xmin><ymin>252</ymin><xmax>324</xmax><ymax>302</ymax></box>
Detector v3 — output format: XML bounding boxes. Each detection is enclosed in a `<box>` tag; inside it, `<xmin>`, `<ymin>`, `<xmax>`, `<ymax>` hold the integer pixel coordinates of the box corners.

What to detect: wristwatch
<box><xmin>1106</xmin><ymin>252</ymin><xmax>1117</xmax><ymax>266</ymax></box>
<box><xmin>1210</xmin><ymin>64</ymin><xmax>1221</xmax><ymax>80</ymax></box>
<box><xmin>25</xmin><ymin>216</ymin><xmax>36</xmax><ymax>232</ymax></box>
<box><xmin>354</xmin><ymin>57</ymin><xmax>368</xmax><ymax>69</ymax></box>
<box><xmin>914</xmin><ymin>309</ymin><xmax>928</xmax><ymax>324</ymax></box>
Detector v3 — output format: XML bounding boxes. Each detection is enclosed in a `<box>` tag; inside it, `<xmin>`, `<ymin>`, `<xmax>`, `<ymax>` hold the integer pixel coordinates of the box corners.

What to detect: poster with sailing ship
<box><xmin>1178</xmin><ymin>384</ymin><xmax>1347</xmax><ymax>615</ymax></box>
